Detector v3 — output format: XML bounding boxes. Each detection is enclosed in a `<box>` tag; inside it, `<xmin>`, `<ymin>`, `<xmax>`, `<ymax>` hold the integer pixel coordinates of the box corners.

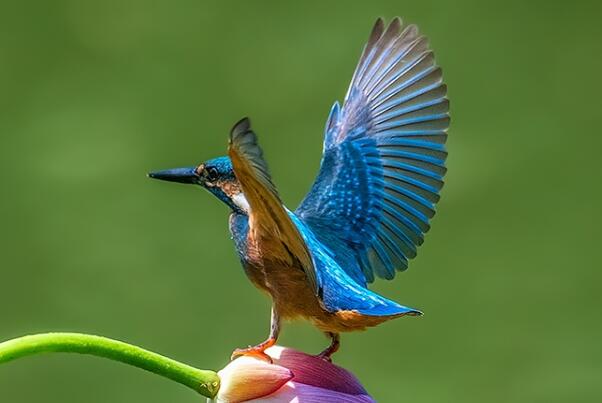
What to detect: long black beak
<box><xmin>148</xmin><ymin>167</ymin><xmax>198</xmax><ymax>184</ymax></box>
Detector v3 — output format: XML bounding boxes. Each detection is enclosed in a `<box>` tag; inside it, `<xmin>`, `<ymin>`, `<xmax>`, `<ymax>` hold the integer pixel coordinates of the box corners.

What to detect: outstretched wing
<box><xmin>228</xmin><ymin>118</ymin><xmax>317</xmax><ymax>292</ymax></box>
<box><xmin>296</xmin><ymin>18</ymin><xmax>449</xmax><ymax>285</ymax></box>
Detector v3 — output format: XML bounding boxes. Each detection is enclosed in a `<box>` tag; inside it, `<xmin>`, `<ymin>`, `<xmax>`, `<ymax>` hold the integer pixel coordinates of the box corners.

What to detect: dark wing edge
<box><xmin>296</xmin><ymin>18</ymin><xmax>449</xmax><ymax>284</ymax></box>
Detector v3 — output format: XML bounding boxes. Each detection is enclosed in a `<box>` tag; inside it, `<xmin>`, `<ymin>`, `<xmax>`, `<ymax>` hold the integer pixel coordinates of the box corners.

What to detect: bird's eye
<box><xmin>206</xmin><ymin>166</ymin><xmax>219</xmax><ymax>181</ymax></box>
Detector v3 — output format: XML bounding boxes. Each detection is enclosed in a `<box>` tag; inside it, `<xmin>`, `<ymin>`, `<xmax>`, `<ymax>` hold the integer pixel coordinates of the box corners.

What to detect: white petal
<box><xmin>216</xmin><ymin>356</ymin><xmax>293</xmax><ymax>403</ymax></box>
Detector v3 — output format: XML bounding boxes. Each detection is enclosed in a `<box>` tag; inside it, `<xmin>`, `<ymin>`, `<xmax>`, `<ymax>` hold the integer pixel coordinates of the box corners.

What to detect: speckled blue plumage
<box><xmin>297</xmin><ymin>18</ymin><xmax>449</xmax><ymax>288</ymax></box>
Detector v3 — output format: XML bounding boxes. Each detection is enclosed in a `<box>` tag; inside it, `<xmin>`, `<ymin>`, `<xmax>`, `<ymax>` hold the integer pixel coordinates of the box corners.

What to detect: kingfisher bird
<box><xmin>149</xmin><ymin>17</ymin><xmax>449</xmax><ymax>362</ymax></box>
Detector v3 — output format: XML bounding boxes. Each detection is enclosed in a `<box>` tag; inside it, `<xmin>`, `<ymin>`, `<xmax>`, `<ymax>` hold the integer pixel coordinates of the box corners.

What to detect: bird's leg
<box><xmin>317</xmin><ymin>332</ymin><xmax>340</xmax><ymax>362</ymax></box>
<box><xmin>231</xmin><ymin>306</ymin><xmax>280</xmax><ymax>363</ymax></box>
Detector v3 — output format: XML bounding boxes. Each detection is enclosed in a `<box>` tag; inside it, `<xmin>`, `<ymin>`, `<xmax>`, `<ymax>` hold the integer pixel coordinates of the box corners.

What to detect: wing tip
<box><xmin>230</xmin><ymin>117</ymin><xmax>252</xmax><ymax>141</ymax></box>
<box><xmin>383</xmin><ymin>17</ymin><xmax>402</xmax><ymax>40</ymax></box>
<box><xmin>373</xmin><ymin>17</ymin><xmax>385</xmax><ymax>34</ymax></box>
<box><xmin>373</xmin><ymin>16</ymin><xmax>404</xmax><ymax>31</ymax></box>
<box><xmin>369</xmin><ymin>17</ymin><xmax>410</xmax><ymax>50</ymax></box>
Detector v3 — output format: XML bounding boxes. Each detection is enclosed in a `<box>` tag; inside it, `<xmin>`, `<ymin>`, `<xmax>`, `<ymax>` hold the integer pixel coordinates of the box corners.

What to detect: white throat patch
<box><xmin>232</xmin><ymin>192</ymin><xmax>250</xmax><ymax>213</ymax></box>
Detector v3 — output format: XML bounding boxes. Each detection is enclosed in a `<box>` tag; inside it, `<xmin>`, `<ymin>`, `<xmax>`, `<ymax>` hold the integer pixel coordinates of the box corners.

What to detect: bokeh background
<box><xmin>1</xmin><ymin>1</ymin><xmax>601</xmax><ymax>402</ymax></box>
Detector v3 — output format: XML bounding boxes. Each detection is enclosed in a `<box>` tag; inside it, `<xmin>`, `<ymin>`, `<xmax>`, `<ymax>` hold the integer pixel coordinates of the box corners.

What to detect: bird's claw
<box><xmin>317</xmin><ymin>333</ymin><xmax>339</xmax><ymax>362</ymax></box>
<box><xmin>316</xmin><ymin>351</ymin><xmax>333</xmax><ymax>362</ymax></box>
<box><xmin>231</xmin><ymin>341</ymin><xmax>275</xmax><ymax>363</ymax></box>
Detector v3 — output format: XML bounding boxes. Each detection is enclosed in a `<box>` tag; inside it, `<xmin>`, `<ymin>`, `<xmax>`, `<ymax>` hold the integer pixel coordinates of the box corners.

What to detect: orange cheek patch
<box><xmin>220</xmin><ymin>181</ymin><xmax>242</xmax><ymax>197</ymax></box>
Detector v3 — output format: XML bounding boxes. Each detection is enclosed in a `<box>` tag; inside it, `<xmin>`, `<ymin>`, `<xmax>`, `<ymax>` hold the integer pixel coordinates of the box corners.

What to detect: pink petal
<box><xmin>247</xmin><ymin>381</ymin><xmax>376</xmax><ymax>403</ymax></box>
<box><xmin>217</xmin><ymin>356</ymin><xmax>294</xmax><ymax>403</ymax></box>
<box><xmin>265</xmin><ymin>346</ymin><xmax>368</xmax><ymax>395</ymax></box>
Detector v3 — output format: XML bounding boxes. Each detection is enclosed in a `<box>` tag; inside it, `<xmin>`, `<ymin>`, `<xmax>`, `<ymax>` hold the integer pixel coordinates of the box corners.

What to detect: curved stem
<box><xmin>0</xmin><ymin>332</ymin><xmax>220</xmax><ymax>398</ymax></box>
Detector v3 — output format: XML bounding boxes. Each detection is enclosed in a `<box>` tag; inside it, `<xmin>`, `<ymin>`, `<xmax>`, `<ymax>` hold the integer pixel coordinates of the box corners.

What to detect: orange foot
<box><xmin>231</xmin><ymin>338</ymin><xmax>276</xmax><ymax>363</ymax></box>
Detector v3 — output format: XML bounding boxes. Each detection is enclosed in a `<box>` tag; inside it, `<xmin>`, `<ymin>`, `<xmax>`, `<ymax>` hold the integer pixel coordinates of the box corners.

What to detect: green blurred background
<box><xmin>1</xmin><ymin>1</ymin><xmax>601</xmax><ymax>402</ymax></box>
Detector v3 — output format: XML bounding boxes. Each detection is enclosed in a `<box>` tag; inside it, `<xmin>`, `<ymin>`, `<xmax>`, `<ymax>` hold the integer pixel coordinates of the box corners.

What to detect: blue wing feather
<box><xmin>296</xmin><ymin>18</ymin><xmax>449</xmax><ymax>284</ymax></box>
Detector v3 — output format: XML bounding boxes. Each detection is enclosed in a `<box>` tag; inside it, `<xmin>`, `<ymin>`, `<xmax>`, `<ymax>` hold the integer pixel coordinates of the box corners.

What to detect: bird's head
<box><xmin>148</xmin><ymin>156</ymin><xmax>249</xmax><ymax>214</ymax></box>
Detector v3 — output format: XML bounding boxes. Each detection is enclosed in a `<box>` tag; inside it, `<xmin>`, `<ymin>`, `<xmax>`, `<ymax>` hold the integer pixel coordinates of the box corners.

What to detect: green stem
<box><xmin>0</xmin><ymin>332</ymin><xmax>220</xmax><ymax>398</ymax></box>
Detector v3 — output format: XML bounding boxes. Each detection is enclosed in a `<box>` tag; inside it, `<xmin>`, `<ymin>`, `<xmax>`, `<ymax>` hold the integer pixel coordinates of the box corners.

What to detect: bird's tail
<box><xmin>349</xmin><ymin>288</ymin><xmax>422</xmax><ymax>318</ymax></box>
